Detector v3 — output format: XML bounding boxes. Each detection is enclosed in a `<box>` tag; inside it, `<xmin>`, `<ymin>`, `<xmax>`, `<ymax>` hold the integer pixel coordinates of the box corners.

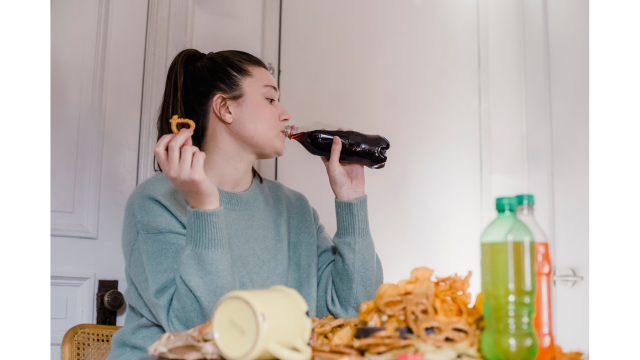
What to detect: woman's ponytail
<box><xmin>154</xmin><ymin>49</ymin><xmax>268</xmax><ymax>183</ymax></box>
<box><xmin>162</xmin><ymin>50</ymin><xmax>201</xmax><ymax>120</ymax></box>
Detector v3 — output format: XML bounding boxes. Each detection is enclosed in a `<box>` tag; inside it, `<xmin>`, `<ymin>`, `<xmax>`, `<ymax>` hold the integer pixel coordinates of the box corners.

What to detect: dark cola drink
<box><xmin>285</xmin><ymin>124</ymin><xmax>390</xmax><ymax>169</ymax></box>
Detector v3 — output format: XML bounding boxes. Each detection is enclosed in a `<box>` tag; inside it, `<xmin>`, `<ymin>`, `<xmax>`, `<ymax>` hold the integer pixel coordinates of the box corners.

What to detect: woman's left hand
<box><xmin>322</xmin><ymin>136</ymin><xmax>366</xmax><ymax>201</ymax></box>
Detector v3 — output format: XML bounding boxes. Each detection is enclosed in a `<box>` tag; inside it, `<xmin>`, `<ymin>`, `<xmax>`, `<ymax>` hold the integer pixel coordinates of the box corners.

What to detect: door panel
<box><xmin>50</xmin><ymin>274</ymin><xmax>95</xmax><ymax>348</ymax></box>
<box><xmin>50</xmin><ymin>1</ymin><xmax>148</xmax><ymax>359</ymax></box>
<box><xmin>51</xmin><ymin>0</ymin><xmax>107</xmax><ymax>239</ymax></box>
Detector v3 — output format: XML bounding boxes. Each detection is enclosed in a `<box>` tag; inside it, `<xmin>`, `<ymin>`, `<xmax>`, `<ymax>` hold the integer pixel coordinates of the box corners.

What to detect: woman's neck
<box><xmin>201</xmin><ymin>135</ymin><xmax>256</xmax><ymax>193</ymax></box>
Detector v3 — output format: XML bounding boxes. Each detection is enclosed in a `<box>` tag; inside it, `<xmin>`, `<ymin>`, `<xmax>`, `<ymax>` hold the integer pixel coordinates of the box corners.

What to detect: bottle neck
<box><xmin>516</xmin><ymin>204</ymin><xmax>535</xmax><ymax>216</ymax></box>
<box><xmin>497</xmin><ymin>209</ymin><xmax>517</xmax><ymax>216</ymax></box>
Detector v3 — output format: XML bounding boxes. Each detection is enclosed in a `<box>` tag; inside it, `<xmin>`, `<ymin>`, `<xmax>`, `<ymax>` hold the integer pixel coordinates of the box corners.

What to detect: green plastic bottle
<box><xmin>481</xmin><ymin>197</ymin><xmax>538</xmax><ymax>360</ymax></box>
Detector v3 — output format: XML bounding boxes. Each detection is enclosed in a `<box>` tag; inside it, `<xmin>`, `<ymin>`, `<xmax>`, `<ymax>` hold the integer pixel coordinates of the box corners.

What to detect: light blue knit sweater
<box><xmin>107</xmin><ymin>173</ymin><xmax>383</xmax><ymax>360</ymax></box>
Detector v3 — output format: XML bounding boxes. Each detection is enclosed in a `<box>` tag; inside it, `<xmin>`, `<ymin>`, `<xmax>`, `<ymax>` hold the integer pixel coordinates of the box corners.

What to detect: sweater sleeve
<box><xmin>127</xmin><ymin>205</ymin><xmax>239</xmax><ymax>333</ymax></box>
<box><xmin>315</xmin><ymin>195</ymin><xmax>384</xmax><ymax>318</ymax></box>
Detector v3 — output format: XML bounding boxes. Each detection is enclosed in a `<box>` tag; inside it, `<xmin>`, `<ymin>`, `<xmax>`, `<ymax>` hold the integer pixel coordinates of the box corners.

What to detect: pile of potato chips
<box><xmin>311</xmin><ymin>316</ymin><xmax>417</xmax><ymax>360</ymax></box>
<box><xmin>358</xmin><ymin>267</ymin><xmax>482</xmax><ymax>348</ymax></box>
<box><xmin>311</xmin><ymin>267</ymin><xmax>484</xmax><ymax>360</ymax></box>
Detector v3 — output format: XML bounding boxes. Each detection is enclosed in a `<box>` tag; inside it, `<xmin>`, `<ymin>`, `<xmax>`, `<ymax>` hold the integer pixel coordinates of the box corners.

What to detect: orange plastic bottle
<box><xmin>516</xmin><ymin>195</ymin><xmax>556</xmax><ymax>360</ymax></box>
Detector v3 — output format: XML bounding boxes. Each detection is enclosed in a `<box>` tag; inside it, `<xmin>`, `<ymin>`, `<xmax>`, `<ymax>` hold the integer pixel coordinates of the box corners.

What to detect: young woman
<box><xmin>107</xmin><ymin>49</ymin><xmax>383</xmax><ymax>360</ymax></box>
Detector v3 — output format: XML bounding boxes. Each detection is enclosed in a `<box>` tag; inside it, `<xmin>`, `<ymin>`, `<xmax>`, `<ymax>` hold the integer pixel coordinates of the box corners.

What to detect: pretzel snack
<box><xmin>312</xmin><ymin>267</ymin><xmax>488</xmax><ymax>360</ymax></box>
<box><xmin>170</xmin><ymin>115</ymin><xmax>196</xmax><ymax>134</ymax></box>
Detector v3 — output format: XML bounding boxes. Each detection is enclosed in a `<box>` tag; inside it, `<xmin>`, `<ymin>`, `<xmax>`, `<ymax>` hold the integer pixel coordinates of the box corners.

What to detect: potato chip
<box><xmin>315</xmin><ymin>267</ymin><xmax>485</xmax><ymax>360</ymax></box>
<box><xmin>353</xmin><ymin>336</ymin><xmax>404</xmax><ymax>350</ymax></box>
<box><xmin>413</xmin><ymin>279</ymin><xmax>435</xmax><ymax>295</ymax></box>
<box><xmin>376</xmin><ymin>283</ymin><xmax>402</xmax><ymax>299</ymax></box>
<box><xmin>312</xmin><ymin>349</ymin><xmax>364</xmax><ymax>360</ymax></box>
<box><xmin>316</xmin><ymin>335</ymin><xmax>329</xmax><ymax>346</ymax></box>
<box><xmin>411</xmin><ymin>267</ymin><xmax>434</xmax><ymax>281</ymax></box>
<box><xmin>315</xmin><ymin>317</ymin><xmax>345</xmax><ymax>335</ymax></box>
<box><xmin>378</xmin><ymin>296</ymin><xmax>405</xmax><ymax>317</ymax></box>
<box><xmin>358</xmin><ymin>300</ymin><xmax>377</xmax><ymax>324</ymax></box>
<box><xmin>441</xmin><ymin>322</ymin><xmax>472</xmax><ymax>342</ymax></box>
<box><xmin>383</xmin><ymin>315</ymin><xmax>406</xmax><ymax>333</ymax></box>
<box><xmin>313</xmin><ymin>314</ymin><xmax>335</xmax><ymax>330</ymax></box>
<box><xmin>397</xmin><ymin>279</ymin><xmax>415</xmax><ymax>295</ymax></box>
<box><xmin>331</xmin><ymin>321</ymin><xmax>357</xmax><ymax>346</ymax></box>
<box><xmin>364</xmin><ymin>339</ymin><xmax>415</xmax><ymax>355</ymax></box>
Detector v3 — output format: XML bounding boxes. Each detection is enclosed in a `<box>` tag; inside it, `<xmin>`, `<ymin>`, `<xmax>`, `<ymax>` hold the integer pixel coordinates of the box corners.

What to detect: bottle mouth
<box><xmin>378</xmin><ymin>145</ymin><xmax>389</xmax><ymax>158</ymax></box>
<box><xmin>284</xmin><ymin>125</ymin><xmax>294</xmax><ymax>139</ymax></box>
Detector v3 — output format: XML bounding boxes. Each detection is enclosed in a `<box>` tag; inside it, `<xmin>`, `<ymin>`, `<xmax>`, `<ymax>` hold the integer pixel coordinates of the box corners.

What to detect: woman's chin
<box><xmin>275</xmin><ymin>145</ymin><xmax>286</xmax><ymax>157</ymax></box>
<box><xmin>257</xmin><ymin>149</ymin><xmax>285</xmax><ymax>159</ymax></box>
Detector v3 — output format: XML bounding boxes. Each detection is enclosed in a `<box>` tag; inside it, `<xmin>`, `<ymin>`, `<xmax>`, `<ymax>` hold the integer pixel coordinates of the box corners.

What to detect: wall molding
<box><xmin>51</xmin><ymin>0</ymin><xmax>110</xmax><ymax>239</ymax></box>
<box><xmin>521</xmin><ymin>0</ymin><xmax>555</xmax><ymax>244</ymax></box>
<box><xmin>137</xmin><ymin>0</ymin><xmax>191</xmax><ymax>185</ymax></box>
<box><xmin>477</xmin><ymin>0</ymin><xmax>554</xmax><ymax>239</ymax></box>
<box><xmin>254</xmin><ymin>0</ymin><xmax>282</xmax><ymax>181</ymax></box>
<box><xmin>51</xmin><ymin>273</ymin><xmax>96</xmax><ymax>345</ymax></box>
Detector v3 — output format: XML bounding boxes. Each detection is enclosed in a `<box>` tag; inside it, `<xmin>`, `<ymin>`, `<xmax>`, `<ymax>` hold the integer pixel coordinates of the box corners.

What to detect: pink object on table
<box><xmin>397</xmin><ymin>354</ymin><xmax>424</xmax><ymax>360</ymax></box>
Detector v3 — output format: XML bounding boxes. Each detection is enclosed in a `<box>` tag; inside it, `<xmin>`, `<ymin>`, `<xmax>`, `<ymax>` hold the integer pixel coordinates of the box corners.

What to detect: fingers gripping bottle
<box><xmin>481</xmin><ymin>197</ymin><xmax>538</xmax><ymax>360</ymax></box>
<box><xmin>284</xmin><ymin>123</ymin><xmax>390</xmax><ymax>169</ymax></box>
<box><xmin>515</xmin><ymin>195</ymin><xmax>556</xmax><ymax>360</ymax></box>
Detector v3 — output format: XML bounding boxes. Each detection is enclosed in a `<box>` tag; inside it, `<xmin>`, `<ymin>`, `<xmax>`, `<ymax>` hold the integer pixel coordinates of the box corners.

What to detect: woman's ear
<box><xmin>211</xmin><ymin>93</ymin><xmax>233</xmax><ymax>125</ymax></box>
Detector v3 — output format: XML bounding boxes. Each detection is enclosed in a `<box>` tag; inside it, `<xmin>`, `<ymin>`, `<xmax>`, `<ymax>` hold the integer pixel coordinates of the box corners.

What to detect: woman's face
<box><xmin>227</xmin><ymin>67</ymin><xmax>291</xmax><ymax>159</ymax></box>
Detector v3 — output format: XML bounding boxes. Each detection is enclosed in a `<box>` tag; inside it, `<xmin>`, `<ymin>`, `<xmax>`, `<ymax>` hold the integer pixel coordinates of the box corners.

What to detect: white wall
<box><xmin>278</xmin><ymin>0</ymin><xmax>483</xmax><ymax>295</ymax></box>
<box><xmin>190</xmin><ymin>0</ymin><xmax>264</xmax><ymax>55</ymax></box>
<box><xmin>278</xmin><ymin>0</ymin><xmax>588</xmax><ymax>352</ymax></box>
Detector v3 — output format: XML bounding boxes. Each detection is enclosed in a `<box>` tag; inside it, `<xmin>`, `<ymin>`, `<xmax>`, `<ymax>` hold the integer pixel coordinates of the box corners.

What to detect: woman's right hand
<box><xmin>154</xmin><ymin>128</ymin><xmax>220</xmax><ymax>210</ymax></box>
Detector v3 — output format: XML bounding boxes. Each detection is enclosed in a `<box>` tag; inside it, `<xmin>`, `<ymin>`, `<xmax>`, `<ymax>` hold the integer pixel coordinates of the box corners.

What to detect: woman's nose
<box><xmin>280</xmin><ymin>107</ymin><xmax>291</xmax><ymax>122</ymax></box>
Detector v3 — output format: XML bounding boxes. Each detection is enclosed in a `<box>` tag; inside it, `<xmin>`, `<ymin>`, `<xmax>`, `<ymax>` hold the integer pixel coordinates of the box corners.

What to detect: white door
<box><xmin>52</xmin><ymin>1</ymin><xmax>279</xmax><ymax>359</ymax></box>
<box><xmin>546</xmin><ymin>0</ymin><xmax>589</xmax><ymax>352</ymax></box>
<box><xmin>50</xmin><ymin>1</ymin><xmax>148</xmax><ymax>359</ymax></box>
<box><xmin>277</xmin><ymin>0</ymin><xmax>588</xmax><ymax>354</ymax></box>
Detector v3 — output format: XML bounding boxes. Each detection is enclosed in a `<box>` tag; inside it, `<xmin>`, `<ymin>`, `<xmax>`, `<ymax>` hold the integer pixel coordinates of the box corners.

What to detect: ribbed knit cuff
<box><xmin>186</xmin><ymin>206</ymin><xmax>228</xmax><ymax>252</ymax></box>
<box><xmin>335</xmin><ymin>195</ymin><xmax>371</xmax><ymax>238</ymax></box>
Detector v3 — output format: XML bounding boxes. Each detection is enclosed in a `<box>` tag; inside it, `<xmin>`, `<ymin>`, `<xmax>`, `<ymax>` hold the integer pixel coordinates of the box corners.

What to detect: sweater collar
<box><xmin>218</xmin><ymin>176</ymin><xmax>261</xmax><ymax>211</ymax></box>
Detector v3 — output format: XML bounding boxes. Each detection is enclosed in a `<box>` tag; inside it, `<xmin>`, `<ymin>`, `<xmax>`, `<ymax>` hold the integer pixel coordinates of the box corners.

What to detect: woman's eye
<box><xmin>268</xmin><ymin>98</ymin><xmax>275</xmax><ymax>104</ymax></box>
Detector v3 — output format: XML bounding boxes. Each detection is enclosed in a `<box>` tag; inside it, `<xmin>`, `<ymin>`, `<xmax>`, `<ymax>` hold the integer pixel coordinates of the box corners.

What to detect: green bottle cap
<box><xmin>515</xmin><ymin>194</ymin><xmax>535</xmax><ymax>206</ymax></box>
<box><xmin>496</xmin><ymin>197</ymin><xmax>517</xmax><ymax>212</ymax></box>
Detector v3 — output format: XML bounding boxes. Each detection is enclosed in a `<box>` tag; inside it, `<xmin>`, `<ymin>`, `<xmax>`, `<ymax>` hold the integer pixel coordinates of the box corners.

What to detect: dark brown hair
<box><xmin>155</xmin><ymin>49</ymin><xmax>268</xmax><ymax>182</ymax></box>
